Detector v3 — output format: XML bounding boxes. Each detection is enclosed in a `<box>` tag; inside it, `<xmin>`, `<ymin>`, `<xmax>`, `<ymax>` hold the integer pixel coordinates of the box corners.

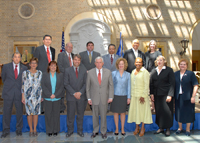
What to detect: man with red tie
<box><xmin>64</xmin><ymin>54</ymin><xmax>87</xmax><ymax>137</ymax></box>
<box><xmin>34</xmin><ymin>35</ymin><xmax>55</xmax><ymax>114</ymax></box>
<box><xmin>1</xmin><ymin>52</ymin><xmax>28</xmax><ymax>138</ymax></box>
<box><xmin>86</xmin><ymin>56</ymin><xmax>114</xmax><ymax>139</ymax></box>
<box><xmin>57</xmin><ymin>42</ymin><xmax>74</xmax><ymax>113</ymax></box>
<box><xmin>34</xmin><ymin>35</ymin><xmax>55</xmax><ymax>73</ymax></box>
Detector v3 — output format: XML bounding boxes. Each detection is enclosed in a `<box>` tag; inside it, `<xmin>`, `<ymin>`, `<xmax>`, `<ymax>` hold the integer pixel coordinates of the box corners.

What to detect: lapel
<box><xmin>47</xmin><ymin>73</ymin><xmax>53</xmax><ymax>93</ymax></box>
<box><xmin>70</xmin><ymin>67</ymin><xmax>78</xmax><ymax>80</ymax></box>
<box><xmin>64</xmin><ymin>52</ymin><xmax>70</xmax><ymax>65</ymax></box>
<box><xmin>138</xmin><ymin>50</ymin><xmax>141</xmax><ymax>57</ymax></box>
<box><xmin>42</xmin><ymin>45</ymin><xmax>48</xmax><ymax>61</ymax></box>
<box><xmin>17</xmin><ymin>63</ymin><xmax>24</xmax><ymax>79</ymax></box>
<box><xmin>91</xmin><ymin>51</ymin><xmax>96</xmax><ymax>64</ymax></box>
<box><xmin>181</xmin><ymin>70</ymin><xmax>188</xmax><ymax>81</ymax></box>
<box><xmin>131</xmin><ymin>49</ymin><xmax>136</xmax><ymax>60</ymax></box>
<box><xmin>93</xmin><ymin>68</ymin><xmax>99</xmax><ymax>85</ymax></box>
<box><xmin>106</xmin><ymin>54</ymin><xmax>112</xmax><ymax>66</ymax></box>
<box><xmin>50</xmin><ymin>47</ymin><xmax>55</xmax><ymax>60</ymax></box>
<box><xmin>10</xmin><ymin>63</ymin><xmax>15</xmax><ymax>79</ymax></box>
<box><xmin>55</xmin><ymin>73</ymin><xmax>58</xmax><ymax>92</ymax></box>
<box><xmin>101</xmin><ymin>68</ymin><xmax>106</xmax><ymax>84</ymax></box>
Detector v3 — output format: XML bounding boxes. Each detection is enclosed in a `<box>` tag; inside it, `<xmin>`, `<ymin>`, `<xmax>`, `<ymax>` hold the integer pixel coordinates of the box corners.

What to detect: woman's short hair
<box><xmin>148</xmin><ymin>40</ymin><xmax>157</xmax><ymax>52</ymax></box>
<box><xmin>178</xmin><ymin>59</ymin><xmax>188</xmax><ymax>66</ymax></box>
<box><xmin>47</xmin><ymin>61</ymin><xmax>60</xmax><ymax>73</ymax></box>
<box><xmin>29</xmin><ymin>57</ymin><xmax>38</xmax><ymax>64</ymax></box>
<box><xmin>115</xmin><ymin>58</ymin><xmax>128</xmax><ymax>70</ymax></box>
<box><xmin>154</xmin><ymin>55</ymin><xmax>167</xmax><ymax>66</ymax></box>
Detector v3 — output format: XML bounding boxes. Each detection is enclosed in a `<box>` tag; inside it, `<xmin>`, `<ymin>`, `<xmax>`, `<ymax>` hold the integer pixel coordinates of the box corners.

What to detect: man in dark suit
<box><xmin>86</xmin><ymin>56</ymin><xmax>114</xmax><ymax>139</ymax></box>
<box><xmin>79</xmin><ymin>41</ymin><xmax>101</xmax><ymax>71</ymax></box>
<box><xmin>102</xmin><ymin>44</ymin><xmax>120</xmax><ymax>71</ymax></box>
<box><xmin>1</xmin><ymin>52</ymin><xmax>28</xmax><ymax>138</ymax></box>
<box><xmin>64</xmin><ymin>54</ymin><xmax>87</xmax><ymax>137</ymax></box>
<box><xmin>33</xmin><ymin>35</ymin><xmax>55</xmax><ymax>113</ymax></box>
<box><xmin>33</xmin><ymin>35</ymin><xmax>55</xmax><ymax>73</ymax></box>
<box><xmin>124</xmin><ymin>39</ymin><xmax>146</xmax><ymax>73</ymax></box>
<box><xmin>57</xmin><ymin>42</ymin><xmax>74</xmax><ymax>113</ymax></box>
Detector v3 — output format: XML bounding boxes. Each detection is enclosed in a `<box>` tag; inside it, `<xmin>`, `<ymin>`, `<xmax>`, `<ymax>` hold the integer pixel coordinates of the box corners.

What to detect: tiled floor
<box><xmin>0</xmin><ymin>130</ymin><xmax>200</xmax><ymax>143</ymax></box>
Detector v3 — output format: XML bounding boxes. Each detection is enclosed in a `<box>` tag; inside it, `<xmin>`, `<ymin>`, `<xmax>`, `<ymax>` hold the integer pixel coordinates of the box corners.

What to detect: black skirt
<box><xmin>175</xmin><ymin>94</ymin><xmax>195</xmax><ymax>123</ymax></box>
<box><xmin>110</xmin><ymin>95</ymin><xmax>127</xmax><ymax>113</ymax></box>
<box><xmin>154</xmin><ymin>95</ymin><xmax>173</xmax><ymax>129</ymax></box>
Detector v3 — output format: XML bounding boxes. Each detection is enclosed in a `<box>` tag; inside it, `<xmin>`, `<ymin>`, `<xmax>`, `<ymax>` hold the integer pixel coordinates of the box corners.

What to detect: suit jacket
<box><xmin>145</xmin><ymin>51</ymin><xmax>162</xmax><ymax>69</ymax></box>
<box><xmin>86</xmin><ymin>68</ymin><xmax>114</xmax><ymax>105</ymax></box>
<box><xmin>57</xmin><ymin>51</ymin><xmax>74</xmax><ymax>73</ymax></box>
<box><xmin>102</xmin><ymin>54</ymin><xmax>120</xmax><ymax>71</ymax></box>
<box><xmin>150</xmin><ymin>66</ymin><xmax>175</xmax><ymax>96</ymax></box>
<box><xmin>174</xmin><ymin>70</ymin><xmax>198</xmax><ymax>100</ymax></box>
<box><xmin>64</xmin><ymin>65</ymin><xmax>87</xmax><ymax>101</ymax></box>
<box><xmin>41</xmin><ymin>72</ymin><xmax>64</xmax><ymax>99</ymax></box>
<box><xmin>79</xmin><ymin>51</ymin><xmax>100</xmax><ymax>71</ymax></box>
<box><xmin>33</xmin><ymin>45</ymin><xmax>55</xmax><ymax>73</ymax></box>
<box><xmin>124</xmin><ymin>49</ymin><xmax>146</xmax><ymax>73</ymax></box>
<box><xmin>1</xmin><ymin>62</ymin><xmax>28</xmax><ymax>100</ymax></box>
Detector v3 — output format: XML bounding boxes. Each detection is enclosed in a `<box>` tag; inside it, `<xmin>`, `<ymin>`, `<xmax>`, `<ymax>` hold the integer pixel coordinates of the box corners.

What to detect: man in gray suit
<box><xmin>102</xmin><ymin>44</ymin><xmax>120</xmax><ymax>71</ymax></box>
<box><xmin>57</xmin><ymin>42</ymin><xmax>74</xmax><ymax>113</ymax></box>
<box><xmin>1</xmin><ymin>52</ymin><xmax>28</xmax><ymax>138</ymax></box>
<box><xmin>33</xmin><ymin>35</ymin><xmax>55</xmax><ymax>73</ymax></box>
<box><xmin>79</xmin><ymin>41</ymin><xmax>100</xmax><ymax>71</ymax></box>
<box><xmin>86</xmin><ymin>56</ymin><xmax>114</xmax><ymax>139</ymax></box>
<box><xmin>64</xmin><ymin>54</ymin><xmax>87</xmax><ymax>137</ymax></box>
<box><xmin>33</xmin><ymin>35</ymin><xmax>55</xmax><ymax>113</ymax></box>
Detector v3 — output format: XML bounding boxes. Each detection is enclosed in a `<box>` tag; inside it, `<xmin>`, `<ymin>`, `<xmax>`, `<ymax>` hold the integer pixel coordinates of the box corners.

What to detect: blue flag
<box><xmin>61</xmin><ymin>27</ymin><xmax>65</xmax><ymax>52</ymax></box>
<box><xmin>116</xmin><ymin>32</ymin><xmax>124</xmax><ymax>57</ymax></box>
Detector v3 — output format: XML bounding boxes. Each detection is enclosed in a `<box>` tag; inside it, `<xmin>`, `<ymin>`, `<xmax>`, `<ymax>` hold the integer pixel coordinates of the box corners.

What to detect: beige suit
<box><xmin>86</xmin><ymin>68</ymin><xmax>114</xmax><ymax>134</ymax></box>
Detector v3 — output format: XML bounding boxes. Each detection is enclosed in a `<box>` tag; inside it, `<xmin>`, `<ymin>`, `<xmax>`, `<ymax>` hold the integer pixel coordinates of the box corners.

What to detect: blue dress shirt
<box><xmin>112</xmin><ymin>70</ymin><xmax>131</xmax><ymax>99</ymax></box>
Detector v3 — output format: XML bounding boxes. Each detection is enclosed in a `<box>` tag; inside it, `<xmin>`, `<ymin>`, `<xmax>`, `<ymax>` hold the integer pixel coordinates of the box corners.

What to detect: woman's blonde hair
<box><xmin>115</xmin><ymin>58</ymin><xmax>128</xmax><ymax>70</ymax></box>
<box><xmin>148</xmin><ymin>40</ymin><xmax>157</xmax><ymax>52</ymax></box>
<box><xmin>154</xmin><ymin>55</ymin><xmax>167</xmax><ymax>66</ymax></box>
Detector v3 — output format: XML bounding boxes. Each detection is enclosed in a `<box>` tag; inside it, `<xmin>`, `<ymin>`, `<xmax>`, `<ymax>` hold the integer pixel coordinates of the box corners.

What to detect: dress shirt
<box><xmin>96</xmin><ymin>68</ymin><xmax>102</xmax><ymax>80</ymax></box>
<box><xmin>13</xmin><ymin>62</ymin><xmax>20</xmax><ymax>75</ymax></box>
<box><xmin>132</xmin><ymin>48</ymin><xmax>138</xmax><ymax>58</ymax></box>
<box><xmin>66</xmin><ymin>51</ymin><xmax>73</xmax><ymax>66</ymax></box>
<box><xmin>179</xmin><ymin>74</ymin><xmax>184</xmax><ymax>94</ymax></box>
<box><xmin>156</xmin><ymin>66</ymin><xmax>166</xmax><ymax>75</ymax></box>
<box><xmin>73</xmin><ymin>66</ymin><xmax>79</xmax><ymax>72</ymax></box>
<box><xmin>44</xmin><ymin>45</ymin><xmax>52</xmax><ymax>60</ymax></box>
<box><xmin>87</xmin><ymin>50</ymin><xmax>93</xmax><ymax>56</ymax></box>
<box><xmin>112</xmin><ymin>70</ymin><xmax>131</xmax><ymax>99</ymax></box>
<box><xmin>45</xmin><ymin>72</ymin><xmax>61</xmax><ymax>101</ymax></box>
<box><xmin>109</xmin><ymin>54</ymin><xmax>114</xmax><ymax>59</ymax></box>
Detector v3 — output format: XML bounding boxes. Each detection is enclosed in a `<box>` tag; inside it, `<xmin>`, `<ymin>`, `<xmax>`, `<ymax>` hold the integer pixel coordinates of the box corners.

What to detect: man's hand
<box><xmin>74</xmin><ymin>92</ymin><xmax>81</xmax><ymax>100</ymax></box>
<box><xmin>108</xmin><ymin>98</ymin><xmax>113</xmax><ymax>103</ymax></box>
<box><xmin>50</xmin><ymin>94</ymin><xmax>55</xmax><ymax>99</ymax></box>
<box><xmin>166</xmin><ymin>96</ymin><xmax>172</xmax><ymax>103</ymax></box>
<box><xmin>150</xmin><ymin>94</ymin><xmax>154</xmax><ymax>102</ymax></box>
<box><xmin>88</xmin><ymin>100</ymin><xmax>92</xmax><ymax>105</ymax></box>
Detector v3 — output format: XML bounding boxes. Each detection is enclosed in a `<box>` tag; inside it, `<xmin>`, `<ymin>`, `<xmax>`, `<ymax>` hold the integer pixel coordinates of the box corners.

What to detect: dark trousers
<box><xmin>44</xmin><ymin>100</ymin><xmax>61</xmax><ymax>134</ymax></box>
<box><xmin>67</xmin><ymin>100</ymin><xmax>87</xmax><ymax>133</ymax></box>
<box><xmin>60</xmin><ymin>97</ymin><xmax>66</xmax><ymax>112</ymax></box>
<box><xmin>3</xmin><ymin>98</ymin><xmax>23</xmax><ymax>133</ymax></box>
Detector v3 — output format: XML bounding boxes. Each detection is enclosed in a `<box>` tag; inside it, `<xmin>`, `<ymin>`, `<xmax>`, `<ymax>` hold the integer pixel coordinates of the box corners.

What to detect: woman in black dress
<box><xmin>145</xmin><ymin>40</ymin><xmax>162</xmax><ymax>73</ymax></box>
<box><xmin>174</xmin><ymin>59</ymin><xmax>198</xmax><ymax>136</ymax></box>
<box><xmin>150</xmin><ymin>55</ymin><xmax>175</xmax><ymax>137</ymax></box>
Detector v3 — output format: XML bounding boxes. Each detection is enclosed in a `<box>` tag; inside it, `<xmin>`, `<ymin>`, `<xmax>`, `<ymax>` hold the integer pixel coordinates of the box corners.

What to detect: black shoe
<box><xmin>66</xmin><ymin>132</ymin><xmax>73</xmax><ymax>137</ymax></box>
<box><xmin>165</xmin><ymin>129</ymin><xmax>170</xmax><ymax>137</ymax></box>
<box><xmin>1</xmin><ymin>133</ymin><xmax>9</xmax><ymax>138</ymax></box>
<box><xmin>175</xmin><ymin>129</ymin><xmax>183</xmax><ymax>135</ymax></box>
<box><xmin>154</xmin><ymin>129</ymin><xmax>164</xmax><ymax>134</ymax></box>
<box><xmin>53</xmin><ymin>133</ymin><xmax>57</xmax><ymax>136</ymax></box>
<box><xmin>121</xmin><ymin>132</ymin><xmax>126</xmax><ymax>136</ymax></box>
<box><xmin>48</xmin><ymin>133</ymin><xmax>52</xmax><ymax>137</ymax></box>
<box><xmin>101</xmin><ymin>133</ymin><xmax>107</xmax><ymax>139</ymax></box>
<box><xmin>91</xmin><ymin>132</ymin><xmax>98</xmax><ymax>138</ymax></box>
<box><xmin>77</xmin><ymin>132</ymin><xmax>84</xmax><ymax>137</ymax></box>
<box><xmin>60</xmin><ymin>111</ymin><xmax>64</xmax><ymax>113</ymax></box>
<box><xmin>16</xmin><ymin>131</ymin><xmax>22</xmax><ymax>136</ymax></box>
<box><xmin>114</xmin><ymin>132</ymin><xmax>119</xmax><ymax>135</ymax></box>
<box><xmin>185</xmin><ymin>131</ymin><xmax>190</xmax><ymax>136</ymax></box>
<box><xmin>41</xmin><ymin>111</ymin><xmax>45</xmax><ymax>114</ymax></box>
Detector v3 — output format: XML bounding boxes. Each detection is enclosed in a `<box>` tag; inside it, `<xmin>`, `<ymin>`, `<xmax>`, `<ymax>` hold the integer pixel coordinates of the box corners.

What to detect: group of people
<box><xmin>1</xmin><ymin>35</ymin><xmax>198</xmax><ymax>139</ymax></box>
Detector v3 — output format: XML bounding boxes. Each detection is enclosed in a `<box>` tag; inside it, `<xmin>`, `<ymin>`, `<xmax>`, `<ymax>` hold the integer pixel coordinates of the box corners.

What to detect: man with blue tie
<box><xmin>1</xmin><ymin>52</ymin><xmax>28</xmax><ymax>138</ymax></box>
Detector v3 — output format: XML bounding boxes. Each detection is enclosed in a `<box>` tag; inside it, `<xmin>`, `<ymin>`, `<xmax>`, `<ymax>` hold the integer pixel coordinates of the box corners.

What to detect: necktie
<box><xmin>47</xmin><ymin>47</ymin><xmax>51</xmax><ymax>63</ymax></box>
<box><xmin>111</xmin><ymin>55</ymin><xmax>113</xmax><ymax>65</ymax></box>
<box><xmin>76</xmin><ymin>68</ymin><xmax>78</xmax><ymax>78</ymax></box>
<box><xmin>68</xmin><ymin>54</ymin><xmax>72</xmax><ymax>67</ymax></box>
<box><xmin>98</xmin><ymin>69</ymin><xmax>101</xmax><ymax>85</ymax></box>
<box><xmin>89</xmin><ymin>52</ymin><xmax>92</xmax><ymax>63</ymax></box>
<box><xmin>14</xmin><ymin>65</ymin><xmax>18</xmax><ymax>79</ymax></box>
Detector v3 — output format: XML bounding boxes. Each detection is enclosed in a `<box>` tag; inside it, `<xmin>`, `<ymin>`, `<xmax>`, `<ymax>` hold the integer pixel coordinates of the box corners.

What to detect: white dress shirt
<box><xmin>156</xmin><ymin>66</ymin><xmax>166</xmax><ymax>75</ymax></box>
<box><xmin>132</xmin><ymin>48</ymin><xmax>138</xmax><ymax>58</ymax></box>
<box><xmin>66</xmin><ymin>51</ymin><xmax>73</xmax><ymax>66</ymax></box>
